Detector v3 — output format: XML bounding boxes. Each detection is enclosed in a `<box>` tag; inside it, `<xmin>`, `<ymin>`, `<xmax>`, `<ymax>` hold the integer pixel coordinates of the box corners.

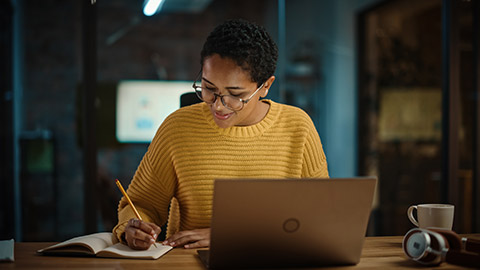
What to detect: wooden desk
<box><xmin>4</xmin><ymin>235</ymin><xmax>479</xmax><ymax>269</ymax></box>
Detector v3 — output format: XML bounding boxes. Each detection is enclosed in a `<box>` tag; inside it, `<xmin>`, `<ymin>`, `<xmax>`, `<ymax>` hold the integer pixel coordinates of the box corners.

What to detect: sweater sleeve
<box><xmin>112</xmin><ymin>118</ymin><xmax>177</xmax><ymax>242</ymax></box>
<box><xmin>301</xmin><ymin>116</ymin><xmax>329</xmax><ymax>178</ymax></box>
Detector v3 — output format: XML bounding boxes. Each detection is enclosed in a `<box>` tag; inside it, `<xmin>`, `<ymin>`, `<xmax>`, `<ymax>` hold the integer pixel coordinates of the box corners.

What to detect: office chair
<box><xmin>180</xmin><ymin>92</ymin><xmax>201</xmax><ymax>108</ymax></box>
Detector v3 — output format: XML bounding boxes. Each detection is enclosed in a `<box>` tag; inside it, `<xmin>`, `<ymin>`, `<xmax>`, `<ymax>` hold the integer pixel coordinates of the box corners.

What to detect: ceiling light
<box><xmin>143</xmin><ymin>0</ymin><xmax>165</xmax><ymax>16</ymax></box>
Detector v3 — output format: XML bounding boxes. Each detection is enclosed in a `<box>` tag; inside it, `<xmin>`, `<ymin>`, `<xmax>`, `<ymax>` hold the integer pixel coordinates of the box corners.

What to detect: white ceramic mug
<box><xmin>407</xmin><ymin>204</ymin><xmax>454</xmax><ymax>230</ymax></box>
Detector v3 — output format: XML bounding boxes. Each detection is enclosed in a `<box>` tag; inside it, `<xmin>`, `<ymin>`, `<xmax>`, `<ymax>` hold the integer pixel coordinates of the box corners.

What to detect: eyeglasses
<box><xmin>192</xmin><ymin>72</ymin><xmax>265</xmax><ymax>111</ymax></box>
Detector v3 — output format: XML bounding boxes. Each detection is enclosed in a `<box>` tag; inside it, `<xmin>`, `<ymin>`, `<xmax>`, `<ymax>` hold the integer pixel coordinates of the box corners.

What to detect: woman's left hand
<box><xmin>162</xmin><ymin>228</ymin><xmax>211</xmax><ymax>249</ymax></box>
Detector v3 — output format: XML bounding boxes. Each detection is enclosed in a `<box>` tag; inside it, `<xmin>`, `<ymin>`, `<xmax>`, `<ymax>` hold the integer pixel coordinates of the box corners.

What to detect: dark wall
<box><xmin>0</xmin><ymin>0</ymin><xmax>14</xmax><ymax>240</ymax></box>
<box><xmin>20</xmin><ymin>0</ymin><xmax>83</xmax><ymax>239</ymax></box>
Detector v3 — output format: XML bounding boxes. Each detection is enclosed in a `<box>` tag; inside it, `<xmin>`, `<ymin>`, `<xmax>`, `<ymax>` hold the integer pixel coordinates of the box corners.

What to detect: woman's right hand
<box><xmin>124</xmin><ymin>218</ymin><xmax>161</xmax><ymax>250</ymax></box>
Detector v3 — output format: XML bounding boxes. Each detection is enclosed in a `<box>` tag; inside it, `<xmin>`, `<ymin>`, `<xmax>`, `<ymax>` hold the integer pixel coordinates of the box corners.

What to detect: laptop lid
<box><xmin>202</xmin><ymin>177</ymin><xmax>377</xmax><ymax>269</ymax></box>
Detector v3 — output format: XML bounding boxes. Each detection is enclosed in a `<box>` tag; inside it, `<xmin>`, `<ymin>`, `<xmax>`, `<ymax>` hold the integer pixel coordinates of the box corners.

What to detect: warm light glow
<box><xmin>143</xmin><ymin>0</ymin><xmax>164</xmax><ymax>16</ymax></box>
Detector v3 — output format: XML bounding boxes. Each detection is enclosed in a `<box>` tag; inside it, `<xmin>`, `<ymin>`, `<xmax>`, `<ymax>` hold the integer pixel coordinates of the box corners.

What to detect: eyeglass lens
<box><xmin>196</xmin><ymin>88</ymin><xmax>244</xmax><ymax>111</ymax></box>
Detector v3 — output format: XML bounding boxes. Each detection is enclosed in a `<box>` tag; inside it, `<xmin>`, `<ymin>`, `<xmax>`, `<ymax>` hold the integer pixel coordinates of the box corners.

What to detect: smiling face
<box><xmin>202</xmin><ymin>54</ymin><xmax>274</xmax><ymax>128</ymax></box>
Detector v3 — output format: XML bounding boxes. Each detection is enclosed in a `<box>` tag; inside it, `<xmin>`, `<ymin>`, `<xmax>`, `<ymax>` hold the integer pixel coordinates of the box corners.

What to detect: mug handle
<box><xmin>407</xmin><ymin>205</ymin><xmax>419</xmax><ymax>227</ymax></box>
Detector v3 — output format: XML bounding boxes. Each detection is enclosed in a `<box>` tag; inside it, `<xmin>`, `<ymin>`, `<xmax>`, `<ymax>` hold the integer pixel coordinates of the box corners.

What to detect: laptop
<box><xmin>197</xmin><ymin>177</ymin><xmax>377</xmax><ymax>269</ymax></box>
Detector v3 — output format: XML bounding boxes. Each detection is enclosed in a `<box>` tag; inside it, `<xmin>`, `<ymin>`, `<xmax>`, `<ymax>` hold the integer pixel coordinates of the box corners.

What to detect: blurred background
<box><xmin>0</xmin><ymin>0</ymin><xmax>479</xmax><ymax>242</ymax></box>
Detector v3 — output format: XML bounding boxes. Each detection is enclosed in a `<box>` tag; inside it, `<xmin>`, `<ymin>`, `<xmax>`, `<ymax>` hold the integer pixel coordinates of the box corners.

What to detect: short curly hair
<box><xmin>200</xmin><ymin>19</ymin><xmax>278</xmax><ymax>86</ymax></box>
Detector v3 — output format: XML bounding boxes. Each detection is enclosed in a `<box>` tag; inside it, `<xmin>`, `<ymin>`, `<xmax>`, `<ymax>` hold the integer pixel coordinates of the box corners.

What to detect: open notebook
<box><xmin>37</xmin><ymin>232</ymin><xmax>172</xmax><ymax>260</ymax></box>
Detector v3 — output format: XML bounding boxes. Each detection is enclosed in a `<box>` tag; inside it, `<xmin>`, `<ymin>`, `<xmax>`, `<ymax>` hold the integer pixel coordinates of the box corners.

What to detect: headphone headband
<box><xmin>403</xmin><ymin>228</ymin><xmax>480</xmax><ymax>268</ymax></box>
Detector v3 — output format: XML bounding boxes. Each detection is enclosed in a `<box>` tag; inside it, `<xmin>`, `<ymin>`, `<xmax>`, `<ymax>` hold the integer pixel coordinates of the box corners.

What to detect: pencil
<box><xmin>115</xmin><ymin>179</ymin><xmax>158</xmax><ymax>248</ymax></box>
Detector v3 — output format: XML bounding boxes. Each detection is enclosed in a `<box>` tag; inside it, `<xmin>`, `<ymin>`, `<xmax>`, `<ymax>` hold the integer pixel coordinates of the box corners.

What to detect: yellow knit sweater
<box><xmin>113</xmin><ymin>100</ymin><xmax>329</xmax><ymax>241</ymax></box>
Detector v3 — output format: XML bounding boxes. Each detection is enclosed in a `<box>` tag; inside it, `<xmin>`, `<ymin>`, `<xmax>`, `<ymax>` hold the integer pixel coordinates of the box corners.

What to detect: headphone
<box><xmin>403</xmin><ymin>227</ymin><xmax>480</xmax><ymax>268</ymax></box>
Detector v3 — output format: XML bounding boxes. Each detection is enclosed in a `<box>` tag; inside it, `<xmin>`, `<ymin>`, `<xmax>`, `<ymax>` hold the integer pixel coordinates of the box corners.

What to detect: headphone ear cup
<box><xmin>403</xmin><ymin>228</ymin><xmax>424</xmax><ymax>259</ymax></box>
<box><xmin>403</xmin><ymin>228</ymin><xmax>446</xmax><ymax>265</ymax></box>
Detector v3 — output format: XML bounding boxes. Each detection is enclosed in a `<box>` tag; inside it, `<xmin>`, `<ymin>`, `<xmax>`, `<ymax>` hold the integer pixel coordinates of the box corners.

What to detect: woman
<box><xmin>113</xmin><ymin>19</ymin><xmax>329</xmax><ymax>250</ymax></box>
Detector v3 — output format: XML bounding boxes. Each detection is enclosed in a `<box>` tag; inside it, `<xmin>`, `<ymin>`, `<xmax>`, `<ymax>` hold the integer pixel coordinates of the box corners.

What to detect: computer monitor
<box><xmin>116</xmin><ymin>80</ymin><xmax>193</xmax><ymax>143</ymax></box>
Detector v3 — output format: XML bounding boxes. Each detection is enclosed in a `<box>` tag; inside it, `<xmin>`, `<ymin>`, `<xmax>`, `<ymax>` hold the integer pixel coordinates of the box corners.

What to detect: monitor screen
<box><xmin>116</xmin><ymin>80</ymin><xmax>193</xmax><ymax>143</ymax></box>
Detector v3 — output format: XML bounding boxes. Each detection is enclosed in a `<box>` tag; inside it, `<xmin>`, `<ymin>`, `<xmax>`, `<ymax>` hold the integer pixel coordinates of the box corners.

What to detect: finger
<box><xmin>132</xmin><ymin>227</ymin><xmax>157</xmax><ymax>244</ymax></box>
<box><xmin>126</xmin><ymin>221</ymin><xmax>151</xmax><ymax>239</ymax></box>
<box><xmin>125</xmin><ymin>226</ymin><xmax>156</xmax><ymax>250</ymax></box>
<box><xmin>144</xmin><ymin>222</ymin><xmax>162</xmax><ymax>240</ymax></box>
<box><xmin>138</xmin><ymin>221</ymin><xmax>160</xmax><ymax>239</ymax></box>
<box><xmin>163</xmin><ymin>230</ymin><xmax>192</xmax><ymax>246</ymax></box>
<box><xmin>184</xmin><ymin>239</ymin><xmax>210</xmax><ymax>249</ymax></box>
<box><xmin>127</xmin><ymin>219</ymin><xmax>159</xmax><ymax>240</ymax></box>
<box><xmin>130</xmin><ymin>237</ymin><xmax>154</xmax><ymax>250</ymax></box>
<box><xmin>163</xmin><ymin>229</ymin><xmax>210</xmax><ymax>246</ymax></box>
<box><xmin>127</xmin><ymin>218</ymin><xmax>142</xmax><ymax>228</ymax></box>
<box><xmin>168</xmin><ymin>232</ymin><xmax>205</xmax><ymax>247</ymax></box>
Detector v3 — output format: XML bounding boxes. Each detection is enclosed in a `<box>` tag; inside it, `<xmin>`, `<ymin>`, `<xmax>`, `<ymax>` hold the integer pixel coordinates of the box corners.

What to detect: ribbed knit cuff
<box><xmin>112</xmin><ymin>221</ymin><xmax>129</xmax><ymax>244</ymax></box>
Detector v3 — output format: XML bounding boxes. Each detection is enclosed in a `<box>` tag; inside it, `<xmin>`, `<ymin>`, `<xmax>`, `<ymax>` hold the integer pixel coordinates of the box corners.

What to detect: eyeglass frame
<box><xmin>192</xmin><ymin>71</ymin><xmax>265</xmax><ymax>111</ymax></box>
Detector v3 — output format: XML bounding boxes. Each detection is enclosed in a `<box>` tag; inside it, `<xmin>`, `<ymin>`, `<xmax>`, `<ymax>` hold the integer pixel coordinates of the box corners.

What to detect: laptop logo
<box><xmin>283</xmin><ymin>218</ymin><xmax>300</xmax><ymax>233</ymax></box>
